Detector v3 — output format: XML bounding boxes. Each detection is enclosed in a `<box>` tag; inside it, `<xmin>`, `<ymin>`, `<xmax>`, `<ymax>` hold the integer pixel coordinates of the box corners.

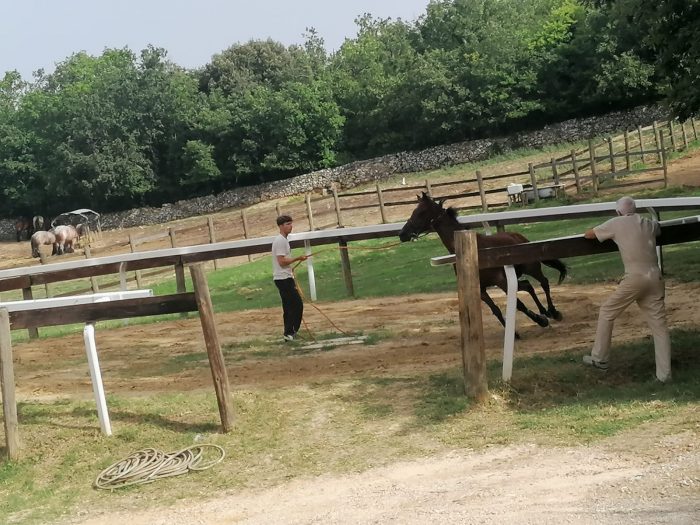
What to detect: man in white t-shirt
<box><xmin>583</xmin><ymin>196</ymin><xmax>671</xmax><ymax>382</ymax></box>
<box><xmin>272</xmin><ymin>215</ymin><xmax>308</xmax><ymax>341</ymax></box>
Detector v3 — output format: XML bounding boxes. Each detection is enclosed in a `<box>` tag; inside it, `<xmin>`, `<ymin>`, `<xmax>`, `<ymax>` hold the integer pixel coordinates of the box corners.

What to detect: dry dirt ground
<box><xmin>3</xmin><ymin>151</ymin><xmax>700</xmax><ymax>524</ymax></box>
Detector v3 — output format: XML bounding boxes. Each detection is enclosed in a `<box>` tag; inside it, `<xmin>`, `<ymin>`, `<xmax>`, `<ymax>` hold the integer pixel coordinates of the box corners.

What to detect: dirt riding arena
<box><xmin>3</xmin><ymin>152</ymin><xmax>700</xmax><ymax>524</ymax></box>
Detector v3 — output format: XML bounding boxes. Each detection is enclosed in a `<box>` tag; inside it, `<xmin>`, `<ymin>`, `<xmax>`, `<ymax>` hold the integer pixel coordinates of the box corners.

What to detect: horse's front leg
<box><xmin>480</xmin><ymin>289</ymin><xmax>521</xmax><ymax>339</ymax></box>
<box><xmin>498</xmin><ymin>283</ymin><xmax>549</xmax><ymax>328</ymax></box>
<box><xmin>515</xmin><ymin>297</ymin><xmax>549</xmax><ymax>328</ymax></box>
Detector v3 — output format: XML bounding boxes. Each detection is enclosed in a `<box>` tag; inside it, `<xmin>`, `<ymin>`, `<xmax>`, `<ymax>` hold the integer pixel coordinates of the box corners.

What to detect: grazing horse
<box><xmin>52</xmin><ymin>224</ymin><xmax>79</xmax><ymax>255</ymax></box>
<box><xmin>75</xmin><ymin>223</ymin><xmax>88</xmax><ymax>247</ymax></box>
<box><xmin>14</xmin><ymin>216</ymin><xmax>32</xmax><ymax>242</ymax></box>
<box><xmin>399</xmin><ymin>193</ymin><xmax>566</xmax><ymax>337</ymax></box>
<box><xmin>30</xmin><ymin>230</ymin><xmax>56</xmax><ymax>258</ymax></box>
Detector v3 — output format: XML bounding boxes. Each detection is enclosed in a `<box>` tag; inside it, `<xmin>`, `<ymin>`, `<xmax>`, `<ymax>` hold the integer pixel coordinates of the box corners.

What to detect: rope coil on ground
<box><xmin>94</xmin><ymin>444</ymin><xmax>225</xmax><ymax>490</ymax></box>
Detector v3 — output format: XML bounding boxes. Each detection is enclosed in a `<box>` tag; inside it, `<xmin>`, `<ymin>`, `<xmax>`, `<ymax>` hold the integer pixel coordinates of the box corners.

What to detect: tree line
<box><xmin>1</xmin><ymin>0</ymin><xmax>697</xmax><ymax>218</ymax></box>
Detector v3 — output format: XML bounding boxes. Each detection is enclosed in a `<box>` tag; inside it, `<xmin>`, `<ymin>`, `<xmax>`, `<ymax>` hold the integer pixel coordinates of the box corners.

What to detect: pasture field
<box><xmin>1</xmin><ymin>143</ymin><xmax>700</xmax><ymax>524</ymax></box>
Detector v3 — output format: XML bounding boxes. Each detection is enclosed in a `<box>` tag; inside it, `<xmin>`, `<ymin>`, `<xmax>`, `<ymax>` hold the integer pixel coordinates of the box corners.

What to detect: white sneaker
<box><xmin>283</xmin><ymin>334</ymin><xmax>295</xmax><ymax>342</ymax></box>
<box><xmin>582</xmin><ymin>355</ymin><xmax>609</xmax><ymax>370</ymax></box>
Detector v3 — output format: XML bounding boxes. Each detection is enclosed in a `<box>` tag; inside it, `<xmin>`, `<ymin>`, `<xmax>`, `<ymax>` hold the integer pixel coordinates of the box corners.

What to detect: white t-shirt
<box><xmin>271</xmin><ymin>234</ymin><xmax>293</xmax><ymax>280</ymax></box>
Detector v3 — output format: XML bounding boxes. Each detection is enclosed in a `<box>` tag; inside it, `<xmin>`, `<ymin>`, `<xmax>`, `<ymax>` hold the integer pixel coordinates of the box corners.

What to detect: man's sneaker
<box><xmin>582</xmin><ymin>355</ymin><xmax>609</xmax><ymax>370</ymax></box>
<box><xmin>283</xmin><ymin>334</ymin><xmax>295</xmax><ymax>342</ymax></box>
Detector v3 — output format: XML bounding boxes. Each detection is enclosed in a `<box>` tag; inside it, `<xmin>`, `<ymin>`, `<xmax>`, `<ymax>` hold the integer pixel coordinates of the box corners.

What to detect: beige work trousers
<box><xmin>591</xmin><ymin>271</ymin><xmax>671</xmax><ymax>382</ymax></box>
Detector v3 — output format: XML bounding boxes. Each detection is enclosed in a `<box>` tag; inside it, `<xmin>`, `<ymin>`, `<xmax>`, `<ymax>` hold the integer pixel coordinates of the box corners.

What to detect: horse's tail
<box><xmin>543</xmin><ymin>259</ymin><xmax>567</xmax><ymax>284</ymax></box>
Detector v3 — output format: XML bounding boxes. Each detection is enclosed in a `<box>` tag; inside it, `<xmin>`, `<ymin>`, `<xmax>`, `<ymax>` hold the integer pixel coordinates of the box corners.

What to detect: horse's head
<box><xmin>398</xmin><ymin>192</ymin><xmax>447</xmax><ymax>242</ymax></box>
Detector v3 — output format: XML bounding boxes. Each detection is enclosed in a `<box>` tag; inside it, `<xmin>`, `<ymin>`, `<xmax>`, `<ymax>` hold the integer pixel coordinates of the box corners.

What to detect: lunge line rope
<box><xmin>290</xmin><ymin>240</ymin><xmax>403</xmax><ymax>341</ymax></box>
<box><xmin>94</xmin><ymin>444</ymin><xmax>225</xmax><ymax>490</ymax></box>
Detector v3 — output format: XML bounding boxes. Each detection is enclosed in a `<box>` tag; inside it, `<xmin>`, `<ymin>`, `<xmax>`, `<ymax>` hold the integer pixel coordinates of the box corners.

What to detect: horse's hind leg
<box><xmin>517</xmin><ymin>279</ymin><xmax>548</xmax><ymax>316</ymax></box>
<box><xmin>524</xmin><ymin>264</ymin><xmax>563</xmax><ymax>321</ymax></box>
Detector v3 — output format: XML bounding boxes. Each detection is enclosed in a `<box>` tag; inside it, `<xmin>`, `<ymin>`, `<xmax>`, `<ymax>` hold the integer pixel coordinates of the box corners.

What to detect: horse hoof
<box><xmin>515</xmin><ymin>332</ymin><xmax>521</xmax><ymax>340</ymax></box>
<box><xmin>551</xmin><ymin>311</ymin><xmax>563</xmax><ymax>321</ymax></box>
<box><xmin>537</xmin><ymin>316</ymin><xmax>549</xmax><ymax>327</ymax></box>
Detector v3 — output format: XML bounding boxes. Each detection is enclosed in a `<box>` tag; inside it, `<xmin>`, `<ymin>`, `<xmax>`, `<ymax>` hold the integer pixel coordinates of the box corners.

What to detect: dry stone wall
<box><xmin>0</xmin><ymin>105</ymin><xmax>667</xmax><ymax>237</ymax></box>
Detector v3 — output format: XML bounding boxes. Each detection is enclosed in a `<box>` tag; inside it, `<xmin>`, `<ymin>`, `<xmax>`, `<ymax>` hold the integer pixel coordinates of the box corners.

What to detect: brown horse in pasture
<box><xmin>14</xmin><ymin>216</ymin><xmax>32</xmax><ymax>242</ymax></box>
<box><xmin>398</xmin><ymin>193</ymin><xmax>566</xmax><ymax>337</ymax></box>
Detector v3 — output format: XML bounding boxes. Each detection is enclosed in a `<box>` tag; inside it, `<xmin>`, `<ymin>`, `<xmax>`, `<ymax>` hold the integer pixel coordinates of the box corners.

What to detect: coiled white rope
<box><xmin>94</xmin><ymin>444</ymin><xmax>225</xmax><ymax>490</ymax></box>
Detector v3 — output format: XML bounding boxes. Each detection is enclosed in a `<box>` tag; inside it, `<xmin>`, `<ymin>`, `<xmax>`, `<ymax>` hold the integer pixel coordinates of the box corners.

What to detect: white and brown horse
<box><xmin>52</xmin><ymin>225</ymin><xmax>79</xmax><ymax>255</ymax></box>
<box><xmin>30</xmin><ymin>230</ymin><xmax>56</xmax><ymax>258</ymax></box>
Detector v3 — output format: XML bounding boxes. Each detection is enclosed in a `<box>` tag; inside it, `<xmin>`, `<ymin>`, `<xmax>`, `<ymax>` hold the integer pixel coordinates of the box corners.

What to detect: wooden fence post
<box><xmin>637</xmin><ymin>125</ymin><xmax>646</xmax><ymax>163</ymax></box>
<box><xmin>681</xmin><ymin>120</ymin><xmax>689</xmax><ymax>149</ymax></box>
<box><xmin>82</xmin><ymin>224</ymin><xmax>92</xmax><ymax>249</ymax></box>
<box><xmin>305</xmin><ymin>194</ymin><xmax>315</xmax><ymax>231</ymax></box>
<box><xmin>21</xmin><ymin>287</ymin><xmax>38</xmax><ymax>339</ymax></box>
<box><xmin>1</xmin><ymin>308</ymin><xmax>20</xmax><ymax>461</ymax></box>
<box><xmin>653</xmin><ymin>121</ymin><xmax>661</xmax><ymax>159</ymax></box>
<box><xmin>332</xmin><ymin>188</ymin><xmax>344</xmax><ymax>228</ymax></box>
<box><xmin>475</xmin><ymin>170</ymin><xmax>488</xmax><ymax>212</ymax></box>
<box><xmin>571</xmin><ymin>149</ymin><xmax>581</xmax><ymax>193</ymax></box>
<box><xmin>669</xmin><ymin>121</ymin><xmax>677</xmax><ymax>151</ymax></box>
<box><xmin>660</xmin><ymin>133</ymin><xmax>669</xmax><ymax>188</ymax></box>
<box><xmin>691</xmin><ymin>117</ymin><xmax>698</xmax><ymax>140</ymax></box>
<box><xmin>425</xmin><ymin>179</ymin><xmax>432</xmax><ymax>197</ymax></box>
<box><xmin>528</xmin><ymin>163</ymin><xmax>539</xmax><ymax>203</ymax></box>
<box><xmin>241</xmin><ymin>209</ymin><xmax>252</xmax><ymax>262</ymax></box>
<box><xmin>660</xmin><ymin>130</ymin><xmax>667</xmax><ymax>155</ymax></box>
<box><xmin>376</xmin><ymin>183</ymin><xmax>387</xmax><ymax>224</ymax></box>
<box><xmin>338</xmin><ymin>239</ymin><xmax>354</xmax><ymax>297</ymax></box>
<box><xmin>168</xmin><ymin>227</ymin><xmax>177</xmax><ymax>248</ymax></box>
<box><xmin>624</xmin><ymin>130</ymin><xmax>631</xmax><ymax>171</ymax></box>
<box><xmin>169</xmin><ymin>228</ymin><xmax>186</xmax><ymax>295</ymax></box>
<box><xmin>206</xmin><ymin>217</ymin><xmax>219</xmax><ymax>271</ymax></box>
<box><xmin>454</xmin><ymin>231</ymin><xmax>488</xmax><ymax>402</ymax></box>
<box><xmin>82</xmin><ymin>245</ymin><xmax>100</xmax><ymax>293</ymax></box>
<box><xmin>38</xmin><ymin>252</ymin><xmax>52</xmax><ymax>298</ymax></box>
<box><xmin>275</xmin><ymin>202</ymin><xmax>281</xmax><ymax>218</ymax></box>
<box><xmin>190</xmin><ymin>265</ymin><xmax>235</xmax><ymax>433</ymax></box>
<box><xmin>128</xmin><ymin>234</ymin><xmax>144</xmax><ymax>287</ymax></box>
<box><xmin>118</xmin><ymin>262</ymin><xmax>128</xmax><ymax>291</ymax></box>
<box><xmin>607</xmin><ymin>136</ymin><xmax>616</xmax><ymax>173</ymax></box>
<box><xmin>550</xmin><ymin>157</ymin><xmax>560</xmax><ymax>185</ymax></box>
<box><xmin>588</xmin><ymin>139</ymin><xmax>599</xmax><ymax>193</ymax></box>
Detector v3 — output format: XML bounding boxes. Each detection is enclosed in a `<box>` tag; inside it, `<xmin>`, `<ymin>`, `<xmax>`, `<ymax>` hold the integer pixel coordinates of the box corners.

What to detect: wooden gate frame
<box><xmin>1</xmin><ymin>264</ymin><xmax>234</xmax><ymax>461</ymax></box>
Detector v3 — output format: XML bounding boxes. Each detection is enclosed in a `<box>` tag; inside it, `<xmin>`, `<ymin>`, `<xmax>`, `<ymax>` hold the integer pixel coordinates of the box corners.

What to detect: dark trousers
<box><xmin>274</xmin><ymin>278</ymin><xmax>304</xmax><ymax>336</ymax></box>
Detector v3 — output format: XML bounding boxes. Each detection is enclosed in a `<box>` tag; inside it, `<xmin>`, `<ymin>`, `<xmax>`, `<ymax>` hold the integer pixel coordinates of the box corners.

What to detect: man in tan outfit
<box><xmin>583</xmin><ymin>196</ymin><xmax>671</xmax><ymax>382</ymax></box>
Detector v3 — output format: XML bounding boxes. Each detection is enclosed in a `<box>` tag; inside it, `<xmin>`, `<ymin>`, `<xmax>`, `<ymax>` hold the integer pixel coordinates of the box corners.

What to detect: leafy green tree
<box><xmin>599</xmin><ymin>0</ymin><xmax>700</xmax><ymax>119</ymax></box>
<box><xmin>197</xmin><ymin>37</ymin><xmax>341</xmax><ymax>187</ymax></box>
<box><xmin>16</xmin><ymin>49</ymin><xmax>156</xmax><ymax>212</ymax></box>
<box><xmin>222</xmin><ymin>80</ymin><xmax>343</xmax><ymax>185</ymax></box>
<box><xmin>329</xmin><ymin>14</ymin><xmax>419</xmax><ymax>157</ymax></box>
<box><xmin>179</xmin><ymin>139</ymin><xmax>221</xmax><ymax>190</ymax></box>
<box><xmin>0</xmin><ymin>71</ymin><xmax>40</xmax><ymax>215</ymax></box>
<box><xmin>198</xmin><ymin>39</ymin><xmax>317</xmax><ymax>96</ymax></box>
<box><xmin>533</xmin><ymin>1</ymin><xmax>658</xmax><ymax>118</ymax></box>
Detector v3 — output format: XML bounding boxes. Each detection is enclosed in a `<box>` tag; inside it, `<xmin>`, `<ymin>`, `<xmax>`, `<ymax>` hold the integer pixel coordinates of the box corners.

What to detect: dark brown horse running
<box><xmin>399</xmin><ymin>193</ymin><xmax>566</xmax><ymax>336</ymax></box>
